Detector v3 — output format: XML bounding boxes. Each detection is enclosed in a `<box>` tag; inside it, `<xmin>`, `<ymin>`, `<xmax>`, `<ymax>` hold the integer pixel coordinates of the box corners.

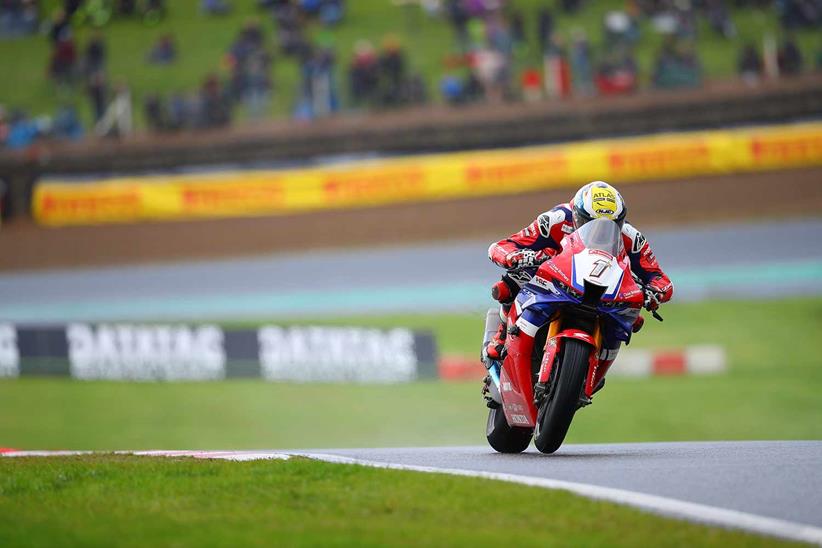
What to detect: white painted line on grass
<box><xmin>294</xmin><ymin>452</ymin><xmax>822</xmax><ymax>546</ymax></box>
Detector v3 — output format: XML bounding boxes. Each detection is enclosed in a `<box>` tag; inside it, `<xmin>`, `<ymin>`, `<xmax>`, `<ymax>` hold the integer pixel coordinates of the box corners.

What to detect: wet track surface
<box><xmin>298</xmin><ymin>441</ymin><xmax>822</xmax><ymax>529</ymax></box>
<box><xmin>1</xmin><ymin>218</ymin><xmax>821</xmax><ymax>321</ymax></box>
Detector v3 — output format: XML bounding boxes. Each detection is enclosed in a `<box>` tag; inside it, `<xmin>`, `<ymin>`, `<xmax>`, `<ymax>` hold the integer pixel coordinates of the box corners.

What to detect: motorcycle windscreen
<box><xmin>575</xmin><ymin>218</ymin><xmax>624</xmax><ymax>256</ymax></box>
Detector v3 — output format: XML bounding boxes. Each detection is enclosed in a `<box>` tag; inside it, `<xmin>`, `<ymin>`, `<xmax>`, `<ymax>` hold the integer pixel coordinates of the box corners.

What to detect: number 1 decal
<box><xmin>589</xmin><ymin>259</ymin><xmax>609</xmax><ymax>279</ymax></box>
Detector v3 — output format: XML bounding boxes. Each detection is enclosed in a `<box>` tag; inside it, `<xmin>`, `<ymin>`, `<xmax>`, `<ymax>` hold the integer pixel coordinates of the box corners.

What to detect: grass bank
<box><xmin>0</xmin><ymin>455</ymin><xmax>794</xmax><ymax>547</ymax></box>
<box><xmin>1</xmin><ymin>0</ymin><xmax>819</xmax><ymax>127</ymax></box>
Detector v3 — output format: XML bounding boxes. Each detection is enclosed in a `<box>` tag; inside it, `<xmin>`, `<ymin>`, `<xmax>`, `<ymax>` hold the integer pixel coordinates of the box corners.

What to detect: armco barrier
<box><xmin>0</xmin><ymin>323</ymin><xmax>438</xmax><ymax>383</ymax></box>
<box><xmin>32</xmin><ymin>122</ymin><xmax>822</xmax><ymax>226</ymax></box>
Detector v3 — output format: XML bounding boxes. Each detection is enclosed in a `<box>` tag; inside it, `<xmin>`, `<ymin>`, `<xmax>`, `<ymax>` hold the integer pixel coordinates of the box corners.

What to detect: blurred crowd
<box><xmin>1</xmin><ymin>0</ymin><xmax>821</xmax><ymax>150</ymax></box>
<box><xmin>437</xmin><ymin>0</ymin><xmax>820</xmax><ymax>104</ymax></box>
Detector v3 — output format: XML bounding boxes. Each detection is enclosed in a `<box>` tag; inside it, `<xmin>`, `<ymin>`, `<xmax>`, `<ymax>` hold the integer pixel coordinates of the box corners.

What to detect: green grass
<box><xmin>0</xmin><ymin>455</ymin><xmax>796</xmax><ymax>547</ymax></box>
<box><xmin>0</xmin><ymin>298</ymin><xmax>820</xmax><ymax>451</ymax></box>
<box><xmin>0</xmin><ymin>1</ymin><xmax>819</xmax><ymax>128</ymax></box>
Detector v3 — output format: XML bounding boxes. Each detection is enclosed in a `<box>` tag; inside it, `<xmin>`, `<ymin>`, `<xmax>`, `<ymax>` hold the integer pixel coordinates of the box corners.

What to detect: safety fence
<box><xmin>0</xmin><ymin>323</ymin><xmax>438</xmax><ymax>383</ymax></box>
<box><xmin>33</xmin><ymin>122</ymin><xmax>822</xmax><ymax>226</ymax></box>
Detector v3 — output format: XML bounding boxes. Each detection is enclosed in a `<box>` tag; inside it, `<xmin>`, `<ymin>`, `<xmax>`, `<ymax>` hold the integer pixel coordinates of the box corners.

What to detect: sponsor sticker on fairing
<box><xmin>511</xmin><ymin>414</ymin><xmax>530</xmax><ymax>425</ymax></box>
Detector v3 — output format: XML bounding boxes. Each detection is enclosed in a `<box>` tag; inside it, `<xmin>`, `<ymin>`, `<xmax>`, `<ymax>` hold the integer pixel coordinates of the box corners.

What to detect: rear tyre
<box><xmin>486</xmin><ymin>405</ymin><xmax>533</xmax><ymax>453</ymax></box>
<box><xmin>533</xmin><ymin>339</ymin><xmax>591</xmax><ymax>454</ymax></box>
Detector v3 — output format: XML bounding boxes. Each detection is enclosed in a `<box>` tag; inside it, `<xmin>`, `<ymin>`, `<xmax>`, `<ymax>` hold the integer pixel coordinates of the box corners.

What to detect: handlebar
<box><xmin>631</xmin><ymin>272</ymin><xmax>664</xmax><ymax>321</ymax></box>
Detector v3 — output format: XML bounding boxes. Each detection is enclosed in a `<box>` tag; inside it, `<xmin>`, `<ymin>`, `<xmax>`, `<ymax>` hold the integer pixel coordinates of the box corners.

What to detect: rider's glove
<box><xmin>643</xmin><ymin>288</ymin><xmax>661</xmax><ymax>312</ymax></box>
<box><xmin>505</xmin><ymin>249</ymin><xmax>548</xmax><ymax>270</ymax></box>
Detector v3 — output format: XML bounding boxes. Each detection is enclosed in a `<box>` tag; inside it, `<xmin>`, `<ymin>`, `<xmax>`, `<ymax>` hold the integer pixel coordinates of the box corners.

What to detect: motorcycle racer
<box><xmin>484</xmin><ymin>181</ymin><xmax>673</xmax><ymax>376</ymax></box>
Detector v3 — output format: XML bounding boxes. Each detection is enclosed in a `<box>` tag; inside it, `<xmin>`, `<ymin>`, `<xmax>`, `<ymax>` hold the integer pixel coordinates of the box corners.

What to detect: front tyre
<box><xmin>486</xmin><ymin>405</ymin><xmax>533</xmax><ymax>453</ymax></box>
<box><xmin>534</xmin><ymin>338</ymin><xmax>591</xmax><ymax>454</ymax></box>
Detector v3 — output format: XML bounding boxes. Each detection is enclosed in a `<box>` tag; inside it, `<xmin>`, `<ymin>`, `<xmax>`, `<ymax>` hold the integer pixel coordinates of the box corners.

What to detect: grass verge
<box><xmin>0</xmin><ymin>455</ymin><xmax>796</xmax><ymax>547</ymax></box>
<box><xmin>0</xmin><ymin>298</ymin><xmax>820</xmax><ymax>450</ymax></box>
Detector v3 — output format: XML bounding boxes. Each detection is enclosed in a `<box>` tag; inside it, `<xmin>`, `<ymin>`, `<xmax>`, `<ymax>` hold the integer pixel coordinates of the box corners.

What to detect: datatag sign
<box><xmin>3</xmin><ymin>324</ymin><xmax>438</xmax><ymax>383</ymax></box>
<box><xmin>0</xmin><ymin>324</ymin><xmax>19</xmax><ymax>378</ymax></box>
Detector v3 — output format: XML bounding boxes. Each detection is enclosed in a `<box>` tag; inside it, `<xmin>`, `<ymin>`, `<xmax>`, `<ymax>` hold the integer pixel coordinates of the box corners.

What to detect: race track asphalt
<box><xmin>297</xmin><ymin>441</ymin><xmax>822</xmax><ymax>529</ymax></box>
<box><xmin>1</xmin><ymin>218</ymin><xmax>821</xmax><ymax>321</ymax></box>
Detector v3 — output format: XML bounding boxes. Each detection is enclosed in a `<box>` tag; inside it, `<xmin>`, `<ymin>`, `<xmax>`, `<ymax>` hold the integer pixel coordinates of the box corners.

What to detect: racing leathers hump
<box><xmin>487</xmin><ymin>202</ymin><xmax>674</xmax><ymax>302</ymax></box>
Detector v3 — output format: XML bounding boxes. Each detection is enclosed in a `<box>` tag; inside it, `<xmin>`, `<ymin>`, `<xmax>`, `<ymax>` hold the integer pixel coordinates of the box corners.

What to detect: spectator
<box><xmin>471</xmin><ymin>46</ymin><xmax>507</xmax><ymax>102</ymax></box>
<box><xmin>86</xmin><ymin>70</ymin><xmax>108</xmax><ymax>122</ymax></box>
<box><xmin>47</xmin><ymin>8</ymin><xmax>69</xmax><ymax>46</ymax></box>
<box><xmin>319</xmin><ymin>0</ymin><xmax>344</xmax><ymax>26</ymax></box>
<box><xmin>543</xmin><ymin>34</ymin><xmax>571</xmax><ymax>99</ymax></box>
<box><xmin>0</xmin><ymin>0</ymin><xmax>39</xmax><ymax>37</ymax></box>
<box><xmin>603</xmin><ymin>9</ymin><xmax>640</xmax><ymax>46</ymax></box>
<box><xmin>596</xmin><ymin>47</ymin><xmax>639</xmax><ymax>95</ymax></box>
<box><xmin>0</xmin><ymin>106</ymin><xmax>8</xmax><ymax>145</ymax></box>
<box><xmin>378</xmin><ymin>35</ymin><xmax>406</xmax><ymax>106</ymax></box>
<box><xmin>778</xmin><ymin>0</ymin><xmax>822</xmax><ymax>30</ymax></box>
<box><xmin>273</xmin><ymin>4</ymin><xmax>307</xmax><ymax>56</ymax></box>
<box><xmin>95</xmin><ymin>81</ymin><xmax>133</xmax><ymax>138</ymax></box>
<box><xmin>777</xmin><ymin>36</ymin><xmax>804</xmax><ymax>76</ymax></box>
<box><xmin>295</xmin><ymin>44</ymin><xmax>338</xmax><ymax>119</ymax></box>
<box><xmin>440</xmin><ymin>71</ymin><xmax>481</xmax><ymax>105</ymax></box>
<box><xmin>199</xmin><ymin>73</ymin><xmax>230</xmax><ymax>128</ymax></box>
<box><xmin>50</xmin><ymin>31</ymin><xmax>77</xmax><ymax>85</ymax></box>
<box><xmin>521</xmin><ymin>67</ymin><xmax>542</xmax><ymax>102</ymax></box>
<box><xmin>569</xmin><ymin>29</ymin><xmax>594</xmax><ymax>97</ymax></box>
<box><xmin>537</xmin><ymin>6</ymin><xmax>554</xmax><ymax>54</ymax></box>
<box><xmin>117</xmin><ymin>0</ymin><xmax>137</xmax><ymax>16</ymax></box>
<box><xmin>5</xmin><ymin>110</ymin><xmax>40</xmax><ymax>149</ymax></box>
<box><xmin>64</xmin><ymin>0</ymin><xmax>82</xmax><ymax>18</ymax></box>
<box><xmin>349</xmin><ymin>40</ymin><xmax>379</xmax><ymax>107</ymax></box>
<box><xmin>705</xmin><ymin>0</ymin><xmax>736</xmax><ymax>39</ymax></box>
<box><xmin>447</xmin><ymin>0</ymin><xmax>470</xmax><ymax>52</ymax></box>
<box><xmin>167</xmin><ymin>92</ymin><xmax>191</xmax><ymax>130</ymax></box>
<box><xmin>402</xmin><ymin>72</ymin><xmax>427</xmax><ymax>105</ymax></box>
<box><xmin>560</xmin><ymin>0</ymin><xmax>583</xmax><ymax>15</ymax></box>
<box><xmin>144</xmin><ymin>94</ymin><xmax>167</xmax><ymax>132</ymax></box>
<box><xmin>508</xmin><ymin>7</ymin><xmax>525</xmax><ymax>46</ymax></box>
<box><xmin>243</xmin><ymin>50</ymin><xmax>273</xmax><ymax>118</ymax></box>
<box><xmin>84</xmin><ymin>32</ymin><xmax>106</xmax><ymax>76</ymax></box>
<box><xmin>52</xmin><ymin>105</ymin><xmax>83</xmax><ymax>140</ymax></box>
<box><xmin>738</xmin><ymin>42</ymin><xmax>763</xmax><ymax>84</ymax></box>
<box><xmin>147</xmin><ymin>34</ymin><xmax>177</xmax><ymax>64</ymax></box>
<box><xmin>202</xmin><ymin>0</ymin><xmax>231</xmax><ymax>16</ymax></box>
<box><xmin>652</xmin><ymin>38</ymin><xmax>702</xmax><ymax>89</ymax></box>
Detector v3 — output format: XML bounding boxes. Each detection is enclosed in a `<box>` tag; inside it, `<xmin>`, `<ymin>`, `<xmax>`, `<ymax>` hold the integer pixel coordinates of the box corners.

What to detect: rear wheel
<box><xmin>486</xmin><ymin>405</ymin><xmax>533</xmax><ymax>453</ymax></box>
<box><xmin>533</xmin><ymin>339</ymin><xmax>591</xmax><ymax>454</ymax></box>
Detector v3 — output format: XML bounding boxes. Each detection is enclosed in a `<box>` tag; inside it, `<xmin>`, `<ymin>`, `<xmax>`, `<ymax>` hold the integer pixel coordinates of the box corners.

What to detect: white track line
<box><xmin>4</xmin><ymin>449</ymin><xmax>821</xmax><ymax>545</ymax></box>
<box><xmin>294</xmin><ymin>452</ymin><xmax>822</xmax><ymax>546</ymax></box>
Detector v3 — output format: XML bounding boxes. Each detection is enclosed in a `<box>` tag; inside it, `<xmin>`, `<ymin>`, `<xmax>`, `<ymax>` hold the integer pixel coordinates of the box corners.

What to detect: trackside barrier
<box><xmin>0</xmin><ymin>323</ymin><xmax>438</xmax><ymax>383</ymax></box>
<box><xmin>32</xmin><ymin>122</ymin><xmax>822</xmax><ymax>226</ymax></box>
<box><xmin>438</xmin><ymin>345</ymin><xmax>727</xmax><ymax>381</ymax></box>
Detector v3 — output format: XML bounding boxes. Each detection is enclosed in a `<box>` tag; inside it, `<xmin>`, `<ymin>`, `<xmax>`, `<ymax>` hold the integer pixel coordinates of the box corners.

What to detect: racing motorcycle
<box><xmin>481</xmin><ymin>218</ymin><xmax>663</xmax><ymax>454</ymax></box>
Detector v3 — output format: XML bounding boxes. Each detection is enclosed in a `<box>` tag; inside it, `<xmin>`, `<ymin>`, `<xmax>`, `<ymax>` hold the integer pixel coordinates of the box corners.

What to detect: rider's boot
<box><xmin>484</xmin><ymin>303</ymin><xmax>511</xmax><ymax>361</ymax></box>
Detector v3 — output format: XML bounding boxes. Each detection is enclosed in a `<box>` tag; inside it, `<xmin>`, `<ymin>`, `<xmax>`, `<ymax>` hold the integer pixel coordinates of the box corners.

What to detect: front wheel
<box><xmin>486</xmin><ymin>405</ymin><xmax>533</xmax><ymax>453</ymax></box>
<box><xmin>533</xmin><ymin>338</ymin><xmax>591</xmax><ymax>454</ymax></box>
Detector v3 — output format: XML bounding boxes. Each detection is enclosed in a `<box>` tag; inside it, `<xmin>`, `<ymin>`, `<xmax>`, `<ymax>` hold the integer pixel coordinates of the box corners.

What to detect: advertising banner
<box><xmin>33</xmin><ymin>122</ymin><xmax>822</xmax><ymax>226</ymax></box>
<box><xmin>1</xmin><ymin>323</ymin><xmax>438</xmax><ymax>383</ymax></box>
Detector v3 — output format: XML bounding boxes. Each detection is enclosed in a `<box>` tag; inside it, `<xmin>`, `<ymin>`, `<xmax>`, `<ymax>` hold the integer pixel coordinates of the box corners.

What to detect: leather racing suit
<box><xmin>486</xmin><ymin>202</ymin><xmax>674</xmax><ymax>375</ymax></box>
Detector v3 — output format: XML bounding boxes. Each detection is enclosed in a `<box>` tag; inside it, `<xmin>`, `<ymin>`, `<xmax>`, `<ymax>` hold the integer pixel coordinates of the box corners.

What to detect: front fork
<box><xmin>535</xmin><ymin>318</ymin><xmax>610</xmax><ymax>406</ymax></box>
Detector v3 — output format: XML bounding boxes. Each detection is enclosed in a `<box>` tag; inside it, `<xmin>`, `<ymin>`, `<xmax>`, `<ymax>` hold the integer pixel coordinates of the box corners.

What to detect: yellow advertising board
<box><xmin>33</xmin><ymin>122</ymin><xmax>822</xmax><ymax>226</ymax></box>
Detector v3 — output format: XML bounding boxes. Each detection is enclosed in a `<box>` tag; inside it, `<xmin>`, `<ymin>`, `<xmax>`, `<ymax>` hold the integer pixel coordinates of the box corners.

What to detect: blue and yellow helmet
<box><xmin>571</xmin><ymin>181</ymin><xmax>627</xmax><ymax>229</ymax></box>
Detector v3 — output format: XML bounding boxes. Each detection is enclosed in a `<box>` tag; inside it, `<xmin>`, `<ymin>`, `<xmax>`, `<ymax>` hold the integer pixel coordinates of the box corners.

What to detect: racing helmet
<box><xmin>571</xmin><ymin>181</ymin><xmax>627</xmax><ymax>229</ymax></box>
